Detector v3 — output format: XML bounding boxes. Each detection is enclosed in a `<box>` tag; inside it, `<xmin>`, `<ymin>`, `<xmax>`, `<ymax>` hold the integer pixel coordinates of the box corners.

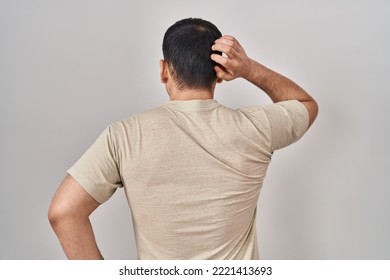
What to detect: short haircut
<box><xmin>162</xmin><ymin>18</ymin><xmax>222</xmax><ymax>90</ymax></box>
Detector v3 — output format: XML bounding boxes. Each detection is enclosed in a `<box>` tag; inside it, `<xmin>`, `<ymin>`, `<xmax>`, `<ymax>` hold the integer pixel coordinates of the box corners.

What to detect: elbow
<box><xmin>48</xmin><ymin>201</ymin><xmax>76</xmax><ymax>230</ymax></box>
<box><xmin>306</xmin><ymin>99</ymin><xmax>319</xmax><ymax>128</ymax></box>
<box><xmin>311</xmin><ymin>99</ymin><xmax>319</xmax><ymax>124</ymax></box>
<box><xmin>313</xmin><ymin>99</ymin><xmax>319</xmax><ymax>124</ymax></box>
<box><xmin>48</xmin><ymin>199</ymin><xmax>90</xmax><ymax>232</ymax></box>
<box><xmin>49</xmin><ymin>175</ymin><xmax>98</xmax><ymax>231</ymax></box>
<box><xmin>48</xmin><ymin>203</ymin><xmax>63</xmax><ymax>229</ymax></box>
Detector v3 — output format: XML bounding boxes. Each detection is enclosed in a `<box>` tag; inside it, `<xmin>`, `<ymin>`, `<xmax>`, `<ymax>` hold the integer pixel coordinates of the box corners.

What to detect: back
<box><xmin>68</xmin><ymin>99</ymin><xmax>309</xmax><ymax>259</ymax></box>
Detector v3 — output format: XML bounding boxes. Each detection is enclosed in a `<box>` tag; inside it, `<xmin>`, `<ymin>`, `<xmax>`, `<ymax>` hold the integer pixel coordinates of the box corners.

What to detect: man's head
<box><xmin>162</xmin><ymin>18</ymin><xmax>222</xmax><ymax>92</ymax></box>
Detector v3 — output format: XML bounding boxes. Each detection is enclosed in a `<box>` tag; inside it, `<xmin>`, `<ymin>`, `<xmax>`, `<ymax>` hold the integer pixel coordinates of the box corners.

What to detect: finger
<box><xmin>210</xmin><ymin>53</ymin><xmax>228</xmax><ymax>66</ymax></box>
<box><xmin>212</xmin><ymin>43</ymin><xmax>239</xmax><ymax>58</ymax></box>
<box><xmin>215</xmin><ymin>35</ymin><xmax>242</xmax><ymax>50</ymax></box>
<box><xmin>220</xmin><ymin>35</ymin><xmax>236</xmax><ymax>41</ymax></box>
<box><xmin>214</xmin><ymin>65</ymin><xmax>231</xmax><ymax>81</ymax></box>
<box><xmin>215</xmin><ymin>35</ymin><xmax>240</xmax><ymax>46</ymax></box>
<box><xmin>214</xmin><ymin>37</ymin><xmax>235</xmax><ymax>47</ymax></box>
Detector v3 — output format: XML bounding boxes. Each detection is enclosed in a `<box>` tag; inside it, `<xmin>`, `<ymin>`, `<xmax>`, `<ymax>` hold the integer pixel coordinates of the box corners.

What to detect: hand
<box><xmin>212</xmin><ymin>35</ymin><xmax>318</xmax><ymax>128</ymax></box>
<box><xmin>211</xmin><ymin>35</ymin><xmax>253</xmax><ymax>81</ymax></box>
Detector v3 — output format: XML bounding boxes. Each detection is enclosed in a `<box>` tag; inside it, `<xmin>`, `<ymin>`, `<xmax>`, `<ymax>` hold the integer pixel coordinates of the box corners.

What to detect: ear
<box><xmin>216</xmin><ymin>78</ymin><xmax>223</xmax><ymax>84</ymax></box>
<box><xmin>160</xmin><ymin>59</ymin><xmax>168</xmax><ymax>83</ymax></box>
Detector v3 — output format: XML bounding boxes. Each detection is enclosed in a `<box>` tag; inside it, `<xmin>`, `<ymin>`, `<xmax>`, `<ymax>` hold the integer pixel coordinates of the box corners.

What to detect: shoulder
<box><xmin>236</xmin><ymin>100</ymin><xmax>309</xmax><ymax>151</ymax></box>
<box><xmin>261</xmin><ymin>100</ymin><xmax>309</xmax><ymax>133</ymax></box>
<box><xmin>236</xmin><ymin>103</ymin><xmax>270</xmax><ymax>129</ymax></box>
<box><xmin>106</xmin><ymin>106</ymin><xmax>169</xmax><ymax>137</ymax></box>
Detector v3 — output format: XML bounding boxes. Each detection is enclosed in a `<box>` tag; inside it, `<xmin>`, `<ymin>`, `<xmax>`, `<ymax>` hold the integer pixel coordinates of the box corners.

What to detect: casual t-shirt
<box><xmin>67</xmin><ymin>99</ymin><xmax>309</xmax><ymax>259</ymax></box>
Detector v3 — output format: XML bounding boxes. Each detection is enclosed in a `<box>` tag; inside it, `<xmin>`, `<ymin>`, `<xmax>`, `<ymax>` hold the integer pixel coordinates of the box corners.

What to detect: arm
<box><xmin>48</xmin><ymin>174</ymin><xmax>103</xmax><ymax>260</ymax></box>
<box><xmin>211</xmin><ymin>35</ymin><xmax>318</xmax><ymax>128</ymax></box>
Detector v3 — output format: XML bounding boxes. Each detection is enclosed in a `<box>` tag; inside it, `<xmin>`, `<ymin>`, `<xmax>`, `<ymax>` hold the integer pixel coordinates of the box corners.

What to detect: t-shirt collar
<box><xmin>164</xmin><ymin>99</ymin><xmax>220</xmax><ymax>112</ymax></box>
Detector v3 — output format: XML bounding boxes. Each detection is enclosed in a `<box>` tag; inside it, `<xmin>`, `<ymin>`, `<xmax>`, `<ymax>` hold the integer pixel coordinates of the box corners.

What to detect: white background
<box><xmin>1</xmin><ymin>0</ymin><xmax>389</xmax><ymax>259</ymax></box>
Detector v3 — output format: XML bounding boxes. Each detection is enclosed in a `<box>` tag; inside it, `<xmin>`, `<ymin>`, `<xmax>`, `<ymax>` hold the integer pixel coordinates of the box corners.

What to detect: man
<box><xmin>48</xmin><ymin>18</ymin><xmax>318</xmax><ymax>260</ymax></box>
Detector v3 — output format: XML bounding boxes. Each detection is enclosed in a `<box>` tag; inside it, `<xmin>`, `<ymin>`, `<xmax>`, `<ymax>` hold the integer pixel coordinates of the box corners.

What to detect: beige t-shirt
<box><xmin>68</xmin><ymin>99</ymin><xmax>309</xmax><ymax>259</ymax></box>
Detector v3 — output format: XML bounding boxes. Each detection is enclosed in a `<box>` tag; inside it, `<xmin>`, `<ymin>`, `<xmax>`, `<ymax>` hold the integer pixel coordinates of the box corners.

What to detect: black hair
<box><xmin>162</xmin><ymin>18</ymin><xmax>222</xmax><ymax>90</ymax></box>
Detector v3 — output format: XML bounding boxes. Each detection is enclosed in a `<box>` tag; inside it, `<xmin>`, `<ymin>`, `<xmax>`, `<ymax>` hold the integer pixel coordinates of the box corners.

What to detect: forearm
<box><xmin>51</xmin><ymin>216</ymin><xmax>103</xmax><ymax>260</ymax></box>
<box><xmin>245</xmin><ymin>59</ymin><xmax>309</xmax><ymax>102</ymax></box>
<box><xmin>212</xmin><ymin>35</ymin><xmax>318</xmax><ymax>127</ymax></box>
<box><xmin>245</xmin><ymin>59</ymin><xmax>318</xmax><ymax>127</ymax></box>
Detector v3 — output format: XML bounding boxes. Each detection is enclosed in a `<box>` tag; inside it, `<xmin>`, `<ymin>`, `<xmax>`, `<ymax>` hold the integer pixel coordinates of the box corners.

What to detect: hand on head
<box><xmin>211</xmin><ymin>35</ymin><xmax>253</xmax><ymax>81</ymax></box>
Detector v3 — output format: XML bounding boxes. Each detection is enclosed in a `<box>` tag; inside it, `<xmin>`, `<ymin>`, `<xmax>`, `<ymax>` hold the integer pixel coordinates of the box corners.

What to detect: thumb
<box><xmin>214</xmin><ymin>65</ymin><xmax>230</xmax><ymax>81</ymax></box>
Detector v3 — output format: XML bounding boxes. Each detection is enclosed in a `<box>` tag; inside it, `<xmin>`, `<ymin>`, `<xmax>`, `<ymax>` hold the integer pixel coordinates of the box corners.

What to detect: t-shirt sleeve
<box><xmin>67</xmin><ymin>125</ymin><xmax>122</xmax><ymax>204</ymax></box>
<box><xmin>263</xmin><ymin>100</ymin><xmax>309</xmax><ymax>151</ymax></box>
<box><xmin>240</xmin><ymin>100</ymin><xmax>309</xmax><ymax>152</ymax></box>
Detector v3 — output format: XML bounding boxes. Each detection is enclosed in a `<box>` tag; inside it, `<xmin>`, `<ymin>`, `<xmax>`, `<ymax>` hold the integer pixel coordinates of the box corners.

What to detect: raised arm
<box><xmin>48</xmin><ymin>174</ymin><xmax>103</xmax><ymax>259</ymax></box>
<box><xmin>211</xmin><ymin>35</ymin><xmax>318</xmax><ymax>128</ymax></box>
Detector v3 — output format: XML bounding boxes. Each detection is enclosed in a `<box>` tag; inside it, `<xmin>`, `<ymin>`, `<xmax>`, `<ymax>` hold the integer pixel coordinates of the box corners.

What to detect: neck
<box><xmin>168</xmin><ymin>87</ymin><xmax>215</xmax><ymax>101</ymax></box>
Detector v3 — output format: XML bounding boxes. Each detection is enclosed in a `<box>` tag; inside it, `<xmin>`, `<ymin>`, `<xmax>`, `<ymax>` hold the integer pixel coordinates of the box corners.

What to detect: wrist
<box><xmin>242</xmin><ymin>58</ymin><xmax>261</xmax><ymax>82</ymax></box>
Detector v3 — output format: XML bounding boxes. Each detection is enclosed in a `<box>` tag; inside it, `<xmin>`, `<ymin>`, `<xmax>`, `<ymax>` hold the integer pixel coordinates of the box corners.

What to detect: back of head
<box><xmin>162</xmin><ymin>18</ymin><xmax>222</xmax><ymax>91</ymax></box>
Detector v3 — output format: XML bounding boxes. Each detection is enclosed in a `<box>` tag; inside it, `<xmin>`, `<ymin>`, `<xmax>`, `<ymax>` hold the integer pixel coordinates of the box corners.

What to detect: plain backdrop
<box><xmin>1</xmin><ymin>0</ymin><xmax>389</xmax><ymax>259</ymax></box>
